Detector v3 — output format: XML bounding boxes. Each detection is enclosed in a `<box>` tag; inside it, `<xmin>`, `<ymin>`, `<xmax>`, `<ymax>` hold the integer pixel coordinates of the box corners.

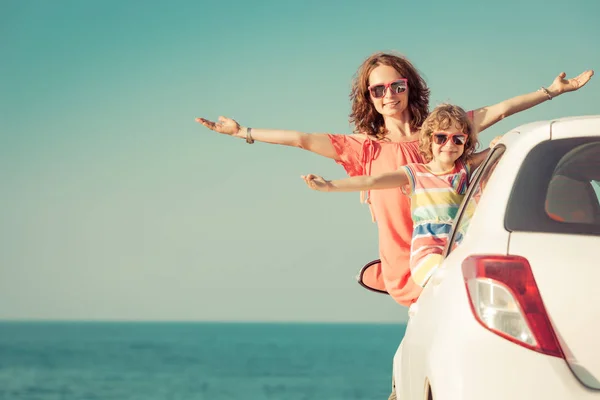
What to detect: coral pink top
<box><xmin>328</xmin><ymin>134</ymin><xmax>425</xmax><ymax>306</ymax></box>
<box><xmin>328</xmin><ymin>112</ymin><xmax>475</xmax><ymax>306</ymax></box>
<box><xmin>329</xmin><ymin>111</ymin><xmax>473</xmax><ymax>306</ymax></box>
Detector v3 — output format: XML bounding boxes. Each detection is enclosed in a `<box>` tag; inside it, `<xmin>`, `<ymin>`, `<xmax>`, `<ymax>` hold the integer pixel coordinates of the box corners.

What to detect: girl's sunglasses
<box><xmin>433</xmin><ymin>133</ymin><xmax>468</xmax><ymax>146</ymax></box>
<box><xmin>368</xmin><ymin>79</ymin><xmax>408</xmax><ymax>98</ymax></box>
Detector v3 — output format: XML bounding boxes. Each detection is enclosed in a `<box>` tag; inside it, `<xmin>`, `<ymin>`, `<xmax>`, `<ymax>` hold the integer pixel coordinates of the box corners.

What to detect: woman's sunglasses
<box><xmin>432</xmin><ymin>133</ymin><xmax>468</xmax><ymax>146</ymax></box>
<box><xmin>368</xmin><ymin>79</ymin><xmax>408</xmax><ymax>98</ymax></box>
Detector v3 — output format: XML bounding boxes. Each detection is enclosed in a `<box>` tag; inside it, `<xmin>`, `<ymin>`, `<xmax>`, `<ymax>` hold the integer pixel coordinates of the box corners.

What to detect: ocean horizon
<box><xmin>0</xmin><ymin>320</ymin><xmax>407</xmax><ymax>400</ymax></box>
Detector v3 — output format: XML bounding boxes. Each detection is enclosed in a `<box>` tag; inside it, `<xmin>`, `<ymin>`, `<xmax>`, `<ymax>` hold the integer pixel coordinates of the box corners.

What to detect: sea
<box><xmin>0</xmin><ymin>321</ymin><xmax>406</xmax><ymax>400</ymax></box>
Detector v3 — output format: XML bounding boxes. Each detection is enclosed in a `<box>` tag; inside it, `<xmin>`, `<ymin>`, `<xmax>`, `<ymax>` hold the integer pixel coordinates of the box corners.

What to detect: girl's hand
<box><xmin>302</xmin><ymin>174</ymin><xmax>332</xmax><ymax>192</ymax></box>
<box><xmin>548</xmin><ymin>70</ymin><xmax>594</xmax><ymax>97</ymax></box>
<box><xmin>489</xmin><ymin>135</ymin><xmax>503</xmax><ymax>148</ymax></box>
<box><xmin>195</xmin><ymin>116</ymin><xmax>243</xmax><ymax>137</ymax></box>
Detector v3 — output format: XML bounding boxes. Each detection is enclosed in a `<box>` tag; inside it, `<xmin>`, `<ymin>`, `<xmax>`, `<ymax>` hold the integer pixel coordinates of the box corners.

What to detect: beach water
<box><xmin>0</xmin><ymin>321</ymin><xmax>406</xmax><ymax>400</ymax></box>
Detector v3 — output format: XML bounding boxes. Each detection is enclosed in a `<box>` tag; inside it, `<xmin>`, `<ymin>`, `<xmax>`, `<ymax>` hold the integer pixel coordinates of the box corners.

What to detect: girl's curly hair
<box><xmin>419</xmin><ymin>104</ymin><xmax>478</xmax><ymax>164</ymax></box>
<box><xmin>349</xmin><ymin>52</ymin><xmax>430</xmax><ymax>140</ymax></box>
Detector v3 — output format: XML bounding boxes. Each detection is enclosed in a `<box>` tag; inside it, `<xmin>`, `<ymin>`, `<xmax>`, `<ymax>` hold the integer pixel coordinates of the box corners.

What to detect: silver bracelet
<box><xmin>539</xmin><ymin>87</ymin><xmax>553</xmax><ymax>100</ymax></box>
<box><xmin>245</xmin><ymin>127</ymin><xmax>255</xmax><ymax>144</ymax></box>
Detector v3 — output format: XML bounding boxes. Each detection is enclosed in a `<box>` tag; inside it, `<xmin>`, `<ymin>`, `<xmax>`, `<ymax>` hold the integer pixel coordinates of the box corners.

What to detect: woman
<box><xmin>196</xmin><ymin>52</ymin><xmax>593</xmax><ymax>307</ymax></box>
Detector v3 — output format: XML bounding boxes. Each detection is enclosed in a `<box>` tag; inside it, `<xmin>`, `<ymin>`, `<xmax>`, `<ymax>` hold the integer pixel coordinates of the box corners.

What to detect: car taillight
<box><xmin>462</xmin><ymin>255</ymin><xmax>564</xmax><ymax>358</ymax></box>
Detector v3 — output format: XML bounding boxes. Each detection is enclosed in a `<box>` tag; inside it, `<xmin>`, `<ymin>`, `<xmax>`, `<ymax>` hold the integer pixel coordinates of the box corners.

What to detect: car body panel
<box><xmin>394</xmin><ymin>115</ymin><xmax>600</xmax><ymax>399</ymax></box>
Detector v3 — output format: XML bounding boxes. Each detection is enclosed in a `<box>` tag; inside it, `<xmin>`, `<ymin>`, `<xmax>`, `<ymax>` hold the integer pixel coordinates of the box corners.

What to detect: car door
<box><xmin>401</xmin><ymin>146</ymin><xmax>507</xmax><ymax>399</ymax></box>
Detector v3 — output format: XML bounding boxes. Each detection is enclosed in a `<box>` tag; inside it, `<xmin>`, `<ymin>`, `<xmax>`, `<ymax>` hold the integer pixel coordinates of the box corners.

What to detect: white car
<box><xmin>362</xmin><ymin>115</ymin><xmax>600</xmax><ymax>400</ymax></box>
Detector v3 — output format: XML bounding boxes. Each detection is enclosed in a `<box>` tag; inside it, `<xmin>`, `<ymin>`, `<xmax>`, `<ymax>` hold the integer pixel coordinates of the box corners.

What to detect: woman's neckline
<box><xmin>356</xmin><ymin>133</ymin><xmax>420</xmax><ymax>144</ymax></box>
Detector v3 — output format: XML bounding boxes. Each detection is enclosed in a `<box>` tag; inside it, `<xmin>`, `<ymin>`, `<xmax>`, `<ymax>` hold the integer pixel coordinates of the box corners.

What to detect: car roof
<box><xmin>495</xmin><ymin>115</ymin><xmax>600</xmax><ymax>150</ymax></box>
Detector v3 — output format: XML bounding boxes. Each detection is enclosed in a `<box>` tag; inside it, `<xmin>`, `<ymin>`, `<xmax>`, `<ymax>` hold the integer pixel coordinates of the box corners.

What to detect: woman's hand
<box><xmin>548</xmin><ymin>70</ymin><xmax>594</xmax><ymax>97</ymax></box>
<box><xmin>196</xmin><ymin>116</ymin><xmax>244</xmax><ymax>138</ymax></box>
<box><xmin>302</xmin><ymin>174</ymin><xmax>332</xmax><ymax>192</ymax></box>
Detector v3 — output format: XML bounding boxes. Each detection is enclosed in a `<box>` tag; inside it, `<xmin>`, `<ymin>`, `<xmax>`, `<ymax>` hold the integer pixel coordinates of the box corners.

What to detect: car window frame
<box><xmin>443</xmin><ymin>145</ymin><xmax>507</xmax><ymax>257</ymax></box>
<box><xmin>505</xmin><ymin>137</ymin><xmax>600</xmax><ymax>236</ymax></box>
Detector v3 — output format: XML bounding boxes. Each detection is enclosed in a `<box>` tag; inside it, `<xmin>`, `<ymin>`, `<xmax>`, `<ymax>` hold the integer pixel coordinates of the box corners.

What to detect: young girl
<box><xmin>302</xmin><ymin>104</ymin><xmax>490</xmax><ymax>287</ymax></box>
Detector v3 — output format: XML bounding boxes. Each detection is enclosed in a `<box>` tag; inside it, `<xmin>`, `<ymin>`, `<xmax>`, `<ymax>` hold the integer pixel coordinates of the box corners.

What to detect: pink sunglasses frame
<box><xmin>432</xmin><ymin>132</ymin><xmax>468</xmax><ymax>146</ymax></box>
<box><xmin>367</xmin><ymin>78</ymin><xmax>408</xmax><ymax>98</ymax></box>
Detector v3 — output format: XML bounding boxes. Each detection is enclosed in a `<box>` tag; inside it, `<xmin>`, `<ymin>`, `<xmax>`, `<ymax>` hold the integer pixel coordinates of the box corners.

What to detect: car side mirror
<box><xmin>357</xmin><ymin>259</ymin><xmax>389</xmax><ymax>295</ymax></box>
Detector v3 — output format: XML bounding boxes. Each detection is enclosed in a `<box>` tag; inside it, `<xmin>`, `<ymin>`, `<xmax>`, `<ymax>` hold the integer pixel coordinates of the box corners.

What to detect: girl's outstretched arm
<box><xmin>196</xmin><ymin>116</ymin><xmax>339</xmax><ymax>160</ymax></box>
<box><xmin>471</xmin><ymin>70</ymin><xmax>594</xmax><ymax>133</ymax></box>
<box><xmin>302</xmin><ymin>170</ymin><xmax>409</xmax><ymax>192</ymax></box>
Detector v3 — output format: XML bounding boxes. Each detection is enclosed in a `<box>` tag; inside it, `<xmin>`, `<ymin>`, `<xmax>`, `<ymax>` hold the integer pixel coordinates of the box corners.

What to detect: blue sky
<box><xmin>1</xmin><ymin>0</ymin><xmax>598</xmax><ymax>323</ymax></box>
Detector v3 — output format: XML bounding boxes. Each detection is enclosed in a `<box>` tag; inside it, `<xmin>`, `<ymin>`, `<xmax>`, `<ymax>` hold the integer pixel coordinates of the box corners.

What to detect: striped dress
<box><xmin>399</xmin><ymin>160</ymin><xmax>470</xmax><ymax>287</ymax></box>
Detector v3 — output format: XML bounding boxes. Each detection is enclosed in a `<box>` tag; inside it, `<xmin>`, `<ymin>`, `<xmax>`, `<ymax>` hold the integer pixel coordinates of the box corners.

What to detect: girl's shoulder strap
<box><xmin>400</xmin><ymin>163</ymin><xmax>430</xmax><ymax>195</ymax></box>
<box><xmin>456</xmin><ymin>159</ymin><xmax>471</xmax><ymax>180</ymax></box>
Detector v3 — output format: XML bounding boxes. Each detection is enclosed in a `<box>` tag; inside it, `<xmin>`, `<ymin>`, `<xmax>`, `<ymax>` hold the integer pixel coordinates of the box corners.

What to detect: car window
<box><xmin>445</xmin><ymin>146</ymin><xmax>506</xmax><ymax>255</ymax></box>
<box><xmin>545</xmin><ymin>142</ymin><xmax>600</xmax><ymax>225</ymax></box>
<box><xmin>593</xmin><ymin>181</ymin><xmax>600</xmax><ymax>199</ymax></box>
<box><xmin>505</xmin><ymin>138</ymin><xmax>600</xmax><ymax>236</ymax></box>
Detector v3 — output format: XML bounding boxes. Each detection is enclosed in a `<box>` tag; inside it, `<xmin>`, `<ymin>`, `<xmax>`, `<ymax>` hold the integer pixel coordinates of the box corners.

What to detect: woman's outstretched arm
<box><xmin>196</xmin><ymin>116</ymin><xmax>339</xmax><ymax>160</ymax></box>
<box><xmin>471</xmin><ymin>70</ymin><xmax>594</xmax><ymax>133</ymax></box>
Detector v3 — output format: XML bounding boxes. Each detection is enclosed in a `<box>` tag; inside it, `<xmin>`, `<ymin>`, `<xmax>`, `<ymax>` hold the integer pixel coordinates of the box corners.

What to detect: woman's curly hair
<box><xmin>419</xmin><ymin>104</ymin><xmax>478</xmax><ymax>164</ymax></box>
<box><xmin>349</xmin><ymin>52</ymin><xmax>430</xmax><ymax>139</ymax></box>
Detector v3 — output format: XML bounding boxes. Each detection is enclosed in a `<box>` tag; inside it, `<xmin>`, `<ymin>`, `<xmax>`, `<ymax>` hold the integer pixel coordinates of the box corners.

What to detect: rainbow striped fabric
<box><xmin>400</xmin><ymin>160</ymin><xmax>470</xmax><ymax>287</ymax></box>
